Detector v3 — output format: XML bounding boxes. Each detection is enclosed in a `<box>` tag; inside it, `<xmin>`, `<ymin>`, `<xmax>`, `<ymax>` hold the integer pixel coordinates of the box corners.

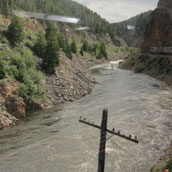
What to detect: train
<box><xmin>150</xmin><ymin>47</ymin><xmax>172</xmax><ymax>54</ymax></box>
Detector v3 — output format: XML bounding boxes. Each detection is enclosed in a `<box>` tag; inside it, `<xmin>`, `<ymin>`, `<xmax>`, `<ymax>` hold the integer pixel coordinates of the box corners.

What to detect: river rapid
<box><xmin>0</xmin><ymin>62</ymin><xmax>172</xmax><ymax>172</ymax></box>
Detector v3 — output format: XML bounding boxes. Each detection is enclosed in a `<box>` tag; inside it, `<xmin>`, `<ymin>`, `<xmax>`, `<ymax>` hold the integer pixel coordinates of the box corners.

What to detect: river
<box><xmin>0</xmin><ymin>62</ymin><xmax>172</xmax><ymax>172</ymax></box>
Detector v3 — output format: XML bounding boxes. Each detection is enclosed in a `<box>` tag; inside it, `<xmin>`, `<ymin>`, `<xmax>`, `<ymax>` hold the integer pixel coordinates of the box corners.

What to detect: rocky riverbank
<box><xmin>150</xmin><ymin>142</ymin><xmax>172</xmax><ymax>172</ymax></box>
<box><xmin>0</xmin><ymin>52</ymin><xmax>107</xmax><ymax>129</ymax></box>
<box><xmin>44</xmin><ymin>54</ymin><xmax>97</xmax><ymax>107</ymax></box>
<box><xmin>119</xmin><ymin>53</ymin><xmax>172</xmax><ymax>86</ymax></box>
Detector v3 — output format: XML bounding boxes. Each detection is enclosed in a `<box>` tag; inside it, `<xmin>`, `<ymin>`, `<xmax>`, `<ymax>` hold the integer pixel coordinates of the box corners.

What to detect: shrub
<box><xmin>2</xmin><ymin>49</ymin><xmax>44</xmax><ymax>99</ymax></box>
<box><xmin>164</xmin><ymin>159</ymin><xmax>172</xmax><ymax>171</ymax></box>
<box><xmin>100</xmin><ymin>42</ymin><xmax>107</xmax><ymax>58</ymax></box>
<box><xmin>0</xmin><ymin>59</ymin><xmax>6</xmax><ymax>79</ymax></box>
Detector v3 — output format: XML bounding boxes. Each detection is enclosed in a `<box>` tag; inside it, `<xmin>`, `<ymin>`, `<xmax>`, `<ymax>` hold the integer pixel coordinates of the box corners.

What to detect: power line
<box><xmin>79</xmin><ymin>109</ymin><xmax>139</xmax><ymax>172</ymax></box>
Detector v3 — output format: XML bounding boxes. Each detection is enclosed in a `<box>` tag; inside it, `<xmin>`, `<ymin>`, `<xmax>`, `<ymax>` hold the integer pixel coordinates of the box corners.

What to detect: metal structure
<box><xmin>13</xmin><ymin>10</ymin><xmax>80</xmax><ymax>24</ymax></box>
<box><xmin>150</xmin><ymin>46</ymin><xmax>172</xmax><ymax>54</ymax></box>
<box><xmin>75</xmin><ymin>26</ymin><xmax>90</xmax><ymax>31</ymax></box>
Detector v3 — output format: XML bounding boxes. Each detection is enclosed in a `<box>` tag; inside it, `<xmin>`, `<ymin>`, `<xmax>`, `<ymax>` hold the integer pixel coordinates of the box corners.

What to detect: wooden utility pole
<box><xmin>98</xmin><ymin>109</ymin><xmax>108</xmax><ymax>172</ymax></box>
<box><xmin>79</xmin><ymin>109</ymin><xmax>139</xmax><ymax>172</ymax></box>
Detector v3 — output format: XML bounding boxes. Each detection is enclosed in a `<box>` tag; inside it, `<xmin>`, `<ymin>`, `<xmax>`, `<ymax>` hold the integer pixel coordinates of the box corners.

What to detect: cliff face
<box><xmin>142</xmin><ymin>0</ymin><xmax>172</xmax><ymax>52</ymax></box>
<box><xmin>158</xmin><ymin>0</ymin><xmax>172</xmax><ymax>9</ymax></box>
<box><xmin>114</xmin><ymin>11</ymin><xmax>152</xmax><ymax>47</ymax></box>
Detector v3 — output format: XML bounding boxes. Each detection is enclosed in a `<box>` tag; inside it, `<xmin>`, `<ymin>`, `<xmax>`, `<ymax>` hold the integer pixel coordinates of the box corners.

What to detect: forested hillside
<box><xmin>0</xmin><ymin>0</ymin><xmax>129</xmax><ymax>129</ymax></box>
<box><xmin>0</xmin><ymin>0</ymin><xmax>113</xmax><ymax>35</ymax></box>
<box><xmin>113</xmin><ymin>11</ymin><xmax>152</xmax><ymax>47</ymax></box>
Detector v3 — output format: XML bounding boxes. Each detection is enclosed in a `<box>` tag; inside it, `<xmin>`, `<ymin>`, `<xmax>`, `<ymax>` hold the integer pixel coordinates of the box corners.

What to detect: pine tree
<box><xmin>71</xmin><ymin>40</ymin><xmax>77</xmax><ymax>54</ymax></box>
<box><xmin>80</xmin><ymin>48</ymin><xmax>84</xmax><ymax>56</ymax></box>
<box><xmin>7</xmin><ymin>16</ymin><xmax>24</xmax><ymax>47</ymax></box>
<box><xmin>0</xmin><ymin>59</ymin><xmax>6</xmax><ymax>79</ymax></box>
<box><xmin>45</xmin><ymin>22</ymin><xmax>56</xmax><ymax>39</ymax></box>
<box><xmin>82</xmin><ymin>40</ymin><xmax>89</xmax><ymax>52</ymax></box>
<box><xmin>34</xmin><ymin>33</ymin><xmax>46</xmax><ymax>58</ymax></box>
<box><xmin>42</xmin><ymin>32</ymin><xmax>60</xmax><ymax>74</ymax></box>
<box><xmin>4</xmin><ymin>0</ymin><xmax>10</xmax><ymax>17</ymax></box>
<box><xmin>65</xmin><ymin>39</ymin><xmax>72</xmax><ymax>60</ymax></box>
<box><xmin>57</xmin><ymin>33</ymin><xmax>65</xmax><ymax>50</ymax></box>
<box><xmin>100</xmin><ymin>42</ymin><xmax>107</xmax><ymax>58</ymax></box>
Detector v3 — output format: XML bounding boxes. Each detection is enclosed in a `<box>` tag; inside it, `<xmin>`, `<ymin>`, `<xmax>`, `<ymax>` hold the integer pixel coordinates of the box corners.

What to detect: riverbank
<box><xmin>119</xmin><ymin>53</ymin><xmax>172</xmax><ymax>171</ymax></box>
<box><xmin>44</xmin><ymin>54</ymin><xmax>97</xmax><ymax>108</ymax></box>
<box><xmin>119</xmin><ymin>53</ymin><xmax>172</xmax><ymax>86</ymax></box>
<box><xmin>0</xmin><ymin>50</ymin><xmax>129</xmax><ymax>129</ymax></box>
<box><xmin>150</xmin><ymin>142</ymin><xmax>172</xmax><ymax>172</ymax></box>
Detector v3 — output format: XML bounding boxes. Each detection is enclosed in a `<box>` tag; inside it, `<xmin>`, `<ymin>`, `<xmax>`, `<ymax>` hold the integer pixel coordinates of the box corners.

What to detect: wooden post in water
<box><xmin>98</xmin><ymin>109</ymin><xmax>108</xmax><ymax>172</ymax></box>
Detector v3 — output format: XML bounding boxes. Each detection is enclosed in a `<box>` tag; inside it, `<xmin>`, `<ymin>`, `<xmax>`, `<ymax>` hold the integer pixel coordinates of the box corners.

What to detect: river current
<box><xmin>0</xmin><ymin>62</ymin><xmax>172</xmax><ymax>172</ymax></box>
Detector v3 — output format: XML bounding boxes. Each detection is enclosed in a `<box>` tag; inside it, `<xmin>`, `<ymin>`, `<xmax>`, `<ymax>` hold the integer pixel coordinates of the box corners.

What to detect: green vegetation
<box><xmin>82</xmin><ymin>40</ymin><xmax>89</xmax><ymax>52</ymax></box>
<box><xmin>0</xmin><ymin>0</ymin><xmax>113</xmax><ymax>104</ymax></box>
<box><xmin>71</xmin><ymin>40</ymin><xmax>77</xmax><ymax>54</ymax></box>
<box><xmin>7</xmin><ymin>16</ymin><xmax>24</xmax><ymax>47</ymax></box>
<box><xmin>64</xmin><ymin>40</ymin><xmax>72</xmax><ymax>60</ymax></box>
<box><xmin>42</xmin><ymin>32</ymin><xmax>60</xmax><ymax>74</ymax></box>
<box><xmin>81</xmin><ymin>40</ymin><xmax>108</xmax><ymax>59</ymax></box>
<box><xmin>150</xmin><ymin>158</ymin><xmax>172</xmax><ymax>172</ymax></box>
<box><xmin>57</xmin><ymin>33</ymin><xmax>65</xmax><ymax>50</ymax></box>
<box><xmin>100</xmin><ymin>42</ymin><xmax>107</xmax><ymax>59</ymax></box>
<box><xmin>0</xmin><ymin>0</ymin><xmax>119</xmax><ymax>37</ymax></box>
<box><xmin>33</xmin><ymin>32</ymin><xmax>46</xmax><ymax>58</ymax></box>
<box><xmin>0</xmin><ymin>59</ymin><xmax>6</xmax><ymax>79</ymax></box>
<box><xmin>114</xmin><ymin>46</ymin><xmax>140</xmax><ymax>54</ymax></box>
<box><xmin>0</xmin><ymin>49</ymin><xmax>44</xmax><ymax>99</ymax></box>
<box><xmin>164</xmin><ymin>159</ymin><xmax>172</xmax><ymax>171</ymax></box>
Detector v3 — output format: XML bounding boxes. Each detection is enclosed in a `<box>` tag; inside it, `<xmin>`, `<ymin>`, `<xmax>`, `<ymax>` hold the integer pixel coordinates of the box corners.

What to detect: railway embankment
<box><xmin>119</xmin><ymin>53</ymin><xmax>172</xmax><ymax>86</ymax></box>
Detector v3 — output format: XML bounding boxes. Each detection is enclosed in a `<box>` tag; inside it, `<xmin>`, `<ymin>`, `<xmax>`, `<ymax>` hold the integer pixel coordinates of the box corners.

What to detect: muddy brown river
<box><xmin>0</xmin><ymin>62</ymin><xmax>172</xmax><ymax>172</ymax></box>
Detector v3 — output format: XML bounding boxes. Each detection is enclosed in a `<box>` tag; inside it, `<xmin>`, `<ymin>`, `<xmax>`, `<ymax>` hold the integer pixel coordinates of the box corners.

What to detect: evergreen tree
<box><xmin>82</xmin><ymin>40</ymin><xmax>89</xmax><ymax>52</ymax></box>
<box><xmin>4</xmin><ymin>0</ymin><xmax>10</xmax><ymax>17</ymax></box>
<box><xmin>42</xmin><ymin>32</ymin><xmax>60</xmax><ymax>74</ymax></box>
<box><xmin>71</xmin><ymin>40</ymin><xmax>77</xmax><ymax>54</ymax></box>
<box><xmin>65</xmin><ymin>40</ymin><xmax>72</xmax><ymax>60</ymax></box>
<box><xmin>0</xmin><ymin>59</ymin><xmax>6</xmax><ymax>79</ymax></box>
<box><xmin>7</xmin><ymin>16</ymin><xmax>24</xmax><ymax>47</ymax></box>
<box><xmin>34</xmin><ymin>33</ymin><xmax>46</xmax><ymax>58</ymax></box>
<box><xmin>45</xmin><ymin>22</ymin><xmax>56</xmax><ymax>39</ymax></box>
<box><xmin>80</xmin><ymin>48</ymin><xmax>84</xmax><ymax>56</ymax></box>
<box><xmin>100</xmin><ymin>42</ymin><xmax>107</xmax><ymax>58</ymax></box>
<box><xmin>57</xmin><ymin>33</ymin><xmax>65</xmax><ymax>50</ymax></box>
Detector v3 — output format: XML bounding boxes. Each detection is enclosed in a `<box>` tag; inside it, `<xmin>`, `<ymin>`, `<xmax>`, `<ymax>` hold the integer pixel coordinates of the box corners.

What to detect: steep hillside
<box><xmin>0</xmin><ymin>0</ymin><xmax>125</xmax><ymax>44</ymax></box>
<box><xmin>158</xmin><ymin>0</ymin><xmax>172</xmax><ymax>8</ymax></box>
<box><xmin>113</xmin><ymin>11</ymin><xmax>152</xmax><ymax>47</ymax></box>
<box><xmin>142</xmin><ymin>0</ymin><xmax>172</xmax><ymax>52</ymax></box>
<box><xmin>0</xmin><ymin>1</ymin><xmax>129</xmax><ymax>130</ymax></box>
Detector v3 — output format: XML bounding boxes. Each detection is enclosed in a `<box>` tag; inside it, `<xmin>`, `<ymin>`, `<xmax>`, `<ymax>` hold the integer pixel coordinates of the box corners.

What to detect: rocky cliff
<box><xmin>142</xmin><ymin>0</ymin><xmax>172</xmax><ymax>52</ymax></box>
<box><xmin>114</xmin><ymin>11</ymin><xmax>152</xmax><ymax>47</ymax></box>
<box><xmin>158</xmin><ymin>0</ymin><xmax>172</xmax><ymax>8</ymax></box>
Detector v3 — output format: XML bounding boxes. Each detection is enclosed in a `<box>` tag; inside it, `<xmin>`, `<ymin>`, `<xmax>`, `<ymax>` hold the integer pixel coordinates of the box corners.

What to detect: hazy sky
<box><xmin>73</xmin><ymin>0</ymin><xmax>159</xmax><ymax>23</ymax></box>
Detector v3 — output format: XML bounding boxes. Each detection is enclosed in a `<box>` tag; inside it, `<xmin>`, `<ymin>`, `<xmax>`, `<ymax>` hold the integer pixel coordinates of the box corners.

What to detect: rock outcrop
<box><xmin>142</xmin><ymin>0</ymin><xmax>172</xmax><ymax>52</ymax></box>
<box><xmin>0</xmin><ymin>111</ymin><xmax>19</xmax><ymax>130</ymax></box>
<box><xmin>158</xmin><ymin>0</ymin><xmax>172</xmax><ymax>9</ymax></box>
